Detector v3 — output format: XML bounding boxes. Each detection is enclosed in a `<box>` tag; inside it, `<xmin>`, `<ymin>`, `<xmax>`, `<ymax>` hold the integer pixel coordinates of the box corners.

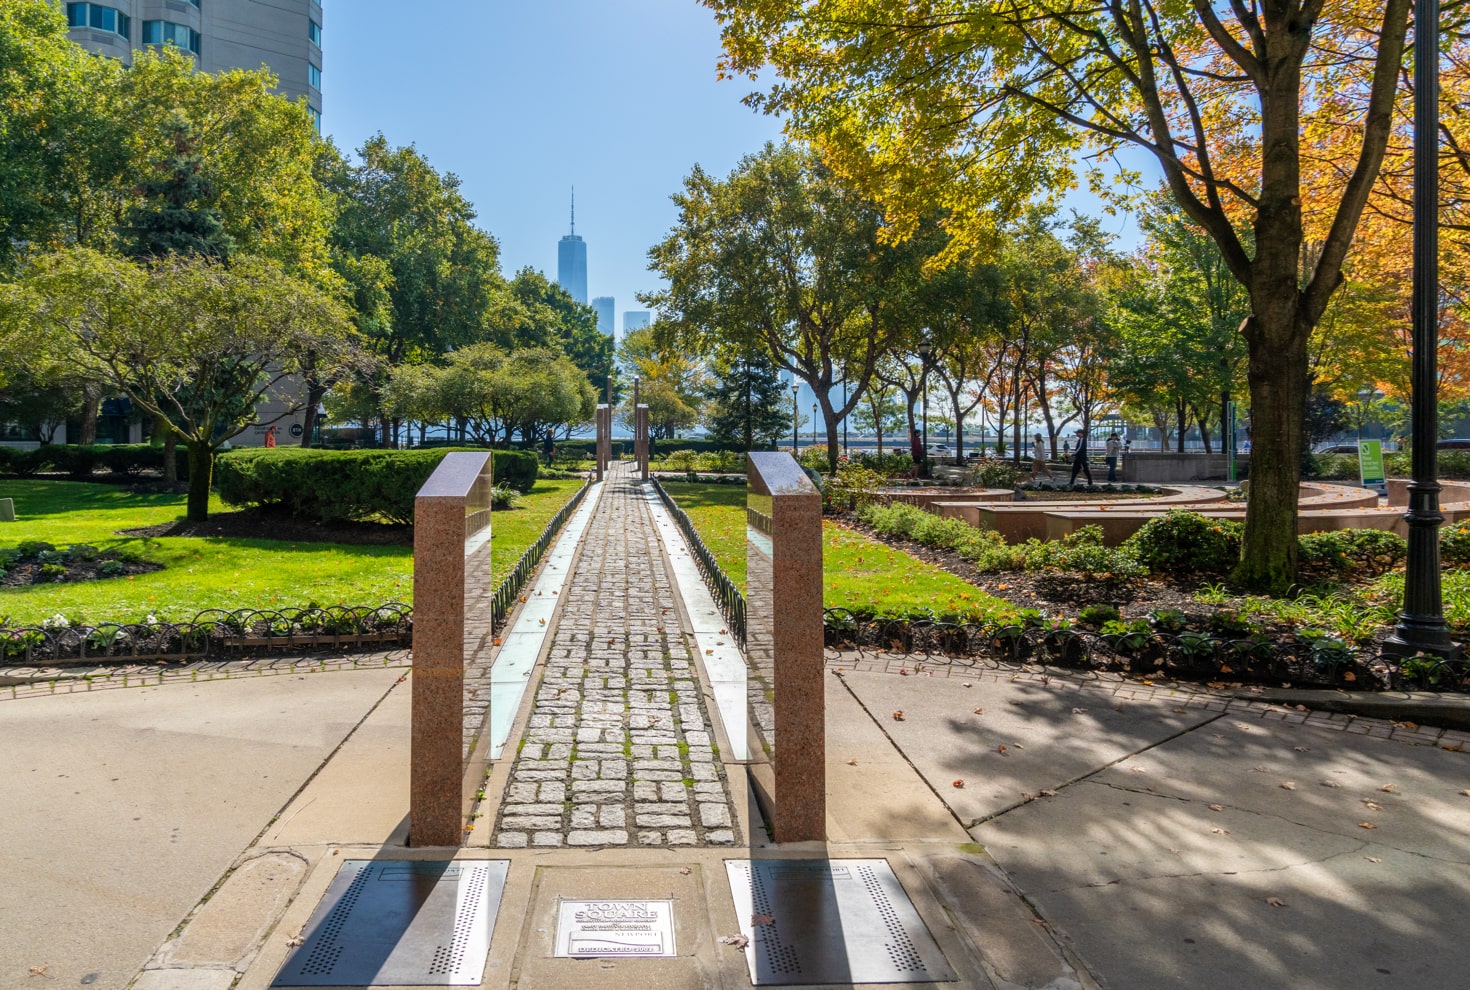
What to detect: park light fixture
<box><xmin>1385</xmin><ymin>0</ymin><xmax>1460</xmax><ymax>660</ymax></box>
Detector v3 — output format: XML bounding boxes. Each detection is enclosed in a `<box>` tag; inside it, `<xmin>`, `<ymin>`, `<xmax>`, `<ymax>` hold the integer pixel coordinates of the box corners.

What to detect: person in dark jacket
<box><xmin>1068</xmin><ymin>429</ymin><xmax>1092</xmax><ymax>485</ymax></box>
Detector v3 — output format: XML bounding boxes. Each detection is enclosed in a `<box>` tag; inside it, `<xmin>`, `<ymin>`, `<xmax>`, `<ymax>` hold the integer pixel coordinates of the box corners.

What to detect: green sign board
<box><xmin>1358</xmin><ymin>439</ymin><xmax>1386</xmax><ymax>493</ymax></box>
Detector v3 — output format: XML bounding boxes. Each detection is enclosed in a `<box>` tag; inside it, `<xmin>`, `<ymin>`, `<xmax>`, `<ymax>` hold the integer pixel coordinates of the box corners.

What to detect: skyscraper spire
<box><xmin>570</xmin><ymin>187</ymin><xmax>575</xmax><ymax>235</ymax></box>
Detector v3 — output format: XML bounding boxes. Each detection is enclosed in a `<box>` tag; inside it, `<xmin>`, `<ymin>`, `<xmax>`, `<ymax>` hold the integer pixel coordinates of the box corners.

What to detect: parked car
<box><xmin>1439</xmin><ymin>438</ymin><xmax>1470</xmax><ymax>450</ymax></box>
<box><xmin>1314</xmin><ymin>442</ymin><xmax>1359</xmax><ymax>455</ymax></box>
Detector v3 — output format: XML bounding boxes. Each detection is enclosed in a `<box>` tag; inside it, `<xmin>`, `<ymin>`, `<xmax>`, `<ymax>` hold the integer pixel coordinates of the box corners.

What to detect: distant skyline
<box><xmin>320</xmin><ymin>2</ymin><xmax>1144</xmax><ymax>339</ymax></box>
<box><xmin>321</xmin><ymin>1</ymin><xmax>790</xmax><ymax>334</ymax></box>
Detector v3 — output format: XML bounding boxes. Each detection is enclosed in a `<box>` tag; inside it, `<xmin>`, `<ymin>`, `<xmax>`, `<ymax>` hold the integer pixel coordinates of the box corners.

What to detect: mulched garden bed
<box><xmin>122</xmin><ymin>507</ymin><xmax>413</xmax><ymax>546</ymax></box>
<box><xmin>1</xmin><ymin>549</ymin><xmax>163</xmax><ymax>587</ymax></box>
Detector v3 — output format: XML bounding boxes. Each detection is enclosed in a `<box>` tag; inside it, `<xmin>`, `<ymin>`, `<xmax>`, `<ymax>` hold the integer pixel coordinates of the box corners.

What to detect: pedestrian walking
<box><xmin>263</xmin><ymin>425</ymin><xmax>277</xmax><ymax>448</ymax></box>
<box><xmin>1031</xmin><ymin>433</ymin><xmax>1053</xmax><ymax>482</ymax></box>
<box><xmin>541</xmin><ymin>434</ymin><xmax>554</xmax><ymax>465</ymax></box>
<box><xmin>1105</xmin><ymin>432</ymin><xmax>1122</xmax><ymax>482</ymax></box>
<box><xmin>1069</xmin><ymin>429</ymin><xmax>1092</xmax><ymax>486</ymax></box>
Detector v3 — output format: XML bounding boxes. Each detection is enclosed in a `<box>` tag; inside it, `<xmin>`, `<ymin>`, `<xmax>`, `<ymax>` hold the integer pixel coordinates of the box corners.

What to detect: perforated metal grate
<box><xmin>273</xmin><ymin>860</ymin><xmax>508</xmax><ymax>987</ymax></box>
<box><xmin>725</xmin><ymin>859</ymin><xmax>956</xmax><ymax>985</ymax></box>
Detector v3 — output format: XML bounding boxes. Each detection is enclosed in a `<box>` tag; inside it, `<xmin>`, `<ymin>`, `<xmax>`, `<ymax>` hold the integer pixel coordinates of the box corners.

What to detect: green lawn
<box><xmin>659</xmin><ymin>480</ymin><xmax>1019</xmax><ymax>622</ymax></box>
<box><xmin>0</xmin><ymin>478</ymin><xmax>586</xmax><ymax>626</ymax></box>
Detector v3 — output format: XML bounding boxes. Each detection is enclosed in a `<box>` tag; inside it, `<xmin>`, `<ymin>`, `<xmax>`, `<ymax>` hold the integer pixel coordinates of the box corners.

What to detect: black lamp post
<box><xmin>917</xmin><ymin>341</ymin><xmax>933</xmax><ymax>476</ymax></box>
<box><xmin>811</xmin><ymin>403</ymin><xmax>818</xmax><ymax>447</ymax></box>
<box><xmin>1385</xmin><ymin>0</ymin><xmax>1461</xmax><ymax>660</ymax></box>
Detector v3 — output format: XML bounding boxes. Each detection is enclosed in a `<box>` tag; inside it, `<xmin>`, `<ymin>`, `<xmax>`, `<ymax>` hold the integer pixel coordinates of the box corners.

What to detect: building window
<box><xmin>68</xmin><ymin>4</ymin><xmax>130</xmax><ymax>39</ymax></box>
<box><xmin>308</xmin><ymin>106</ymin><xmax>321</xmax><ymax>132</ymax></box>
<box><xmin>308</xmin><ymin>19</ymin><xmax>321</xmax><ymax>46</ymax></box>
<box><xmin>143</xmin><ymin>21</ymin><xmax>200</xmax><ymax>55</ymax></box>
<box><xmin>308</xmin><ymin>63</ymin><xmax>321</xmax><ymax>89</ymax></box>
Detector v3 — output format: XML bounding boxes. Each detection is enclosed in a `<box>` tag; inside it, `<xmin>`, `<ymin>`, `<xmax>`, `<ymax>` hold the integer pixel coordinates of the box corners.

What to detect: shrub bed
<box><xmin>215</xmin><ymin>447</ymin><xmax>539</xmax><ymax>524</ymax></box>
<box><xmin>0</xmin><ymin>443</ymin><xmax>187</xmax><ymax>478</ymax></box>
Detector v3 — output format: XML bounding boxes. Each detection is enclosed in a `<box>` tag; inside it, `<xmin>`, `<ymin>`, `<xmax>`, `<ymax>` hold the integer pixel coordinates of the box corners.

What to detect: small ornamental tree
<box><xmin>12</xmin><ymin>248</ymin><xmax>359</xmax><ymax>521</ymax></box>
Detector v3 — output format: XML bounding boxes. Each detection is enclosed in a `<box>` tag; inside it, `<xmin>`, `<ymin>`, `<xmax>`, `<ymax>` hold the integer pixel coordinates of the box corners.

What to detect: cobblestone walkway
<box><xmin>491</xmin><ymin>465</ymin><xmax>742</xmax><ymax>848</ymax></box>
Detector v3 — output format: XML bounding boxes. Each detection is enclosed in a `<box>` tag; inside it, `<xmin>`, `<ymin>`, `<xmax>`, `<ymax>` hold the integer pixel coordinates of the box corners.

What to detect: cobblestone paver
<box><xmin>491</xmin><ymin>466</ymin><xmax>741</xmax><ymax>848</ymax></box>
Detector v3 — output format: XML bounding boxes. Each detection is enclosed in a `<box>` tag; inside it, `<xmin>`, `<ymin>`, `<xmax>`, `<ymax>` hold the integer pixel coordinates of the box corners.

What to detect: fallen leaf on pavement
<box><xmin>962</xmin><ymin>682</ymin><xmax>973</xmax><ymax>688</ymax></box>
<box><xmin>1320</xmin><ymin>780</ymin><xmax>1341</xmax><ymax>788</ymax></box>
<box><xmin>679</xmin><ymin>867</ymin><xmax>692</xmax><ymax>875</ymax></box>
<box><xmin>1358</xmin><ymin>821</ymin><xmax>1378</xmax><ymax>829</ymax></box>
<box><xmin>1363</xmin><ymin>799</ymin><xmax>1384</xmax><ymax>811</ymax></box>
<box><xmin>1380</xmin><ymin>784</ymin><xmax>1399</xmax><ymax>794</ymax></box>
<box><xmin>892</xmin><ymin>710</ymin><xmax>905</xmax><ymax>721</ymax></box>
<box><xmin>952</xmin><ymin>779</ymin><xmax>965</xmax><ymax>788</ymax></box>
<box><xmin>1040</xmin><ymin>789</ymin><xmax>1057</xmax><ymax>797</ymax></box>
<box><xmin>997</xmin><ymin>744</ymin><xmax>1008</xmax><ymax>755</ymax></box>
<box><xmin>1265</xmin><ymin>897</ymin><xmax>1287</xmax><ymax>908</ymax></box>
<box><xmin>1252</xmin><ymin>765</ymin><xmax>1272</xmax><ymax>773</ymax></box>
<box><xmin>1294</xmin><ymin>746</ymin><xmax>1311</xmax><ymax>752</ymax></box>
<box><xmin>846</xmin><ymin>758</ymin><xmax>858</xmax><ymax>766</ymax></box>
<box><xmin>1129</xmin><ymin>765</ymin><xmax>1147</xmax><ymax>772</ymax></box>
<box><xmin>1072</xmin><ymin>707</ymin><xmax>1088</xmax><ymax>714</ymax></box>
<box><xmin>719</xmin><ymin>934</ymin><xmax>750</xmax><ymax>949</ymax></box>
<box><xmin>1211</xmin><ymin>827</ymin><xmax>1230</xmax><ymax>835</ymax></box>
<box><xmin>1280</xmin><ymin>781</ymin><xmax>1296</xmax><ymax>790</ymax></box>
<box><xmin>1460</xmin><ymin>789</ymin><xmax>1470</xmax><ymax>797</ymax></box>
<box><xmin>28</xmin><ymin>966</ymin><xmax>48</xmax><ymax>977</ymax></box>
<box><xmin>1364</xmin><ymin>856</ymin><xmax>1382</xmax><ymax>863</ymax></box>
<box><xmin>973</xmin><ymin>707</ymin><xmax>985</xmax><ymax>714</ymax></box>
<box><xmin>1208</xmin><ymin>803</ymin><xmax>1224</xmax><ymax>812</ymax></box>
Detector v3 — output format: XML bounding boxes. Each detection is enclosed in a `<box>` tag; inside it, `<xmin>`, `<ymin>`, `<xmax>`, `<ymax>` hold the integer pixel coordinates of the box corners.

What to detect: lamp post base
<box><xmin>1381</xmin><ymin>621</ymin><xmax>1463</xmax><ymax>661</ymax></box>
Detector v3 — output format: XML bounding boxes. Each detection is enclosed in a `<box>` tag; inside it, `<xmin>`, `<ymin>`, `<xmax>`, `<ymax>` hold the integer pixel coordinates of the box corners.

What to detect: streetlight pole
<box><xmin>811</xmin><ymin>403</ymin><xmax>818</xmax><ymax>448</ymax></box>
<box><xmin>1386</xmin><ymin>0</ymin><xmax>1460</xmax><ymax>660</ymax></box>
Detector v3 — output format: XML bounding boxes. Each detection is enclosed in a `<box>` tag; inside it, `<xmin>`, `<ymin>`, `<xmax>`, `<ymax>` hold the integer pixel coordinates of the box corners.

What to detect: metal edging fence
<box><xmin>0</xmin><ymin>602</ymin><xmax>413</xmax><ymax>667</ymax></box>
<box><xmin>490</xmin><ymin>473</ymin><xmax>594</xmax><ymax>630</ymax></box>
<box><xmin>651</xmin><ymin>478</ymin><xmax>747</xmax><ymax>650</ymax></box>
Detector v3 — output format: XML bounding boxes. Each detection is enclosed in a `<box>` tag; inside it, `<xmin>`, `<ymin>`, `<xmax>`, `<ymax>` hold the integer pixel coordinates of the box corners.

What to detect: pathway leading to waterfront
<box><xmin>489</xmin><ymin>464</ymin><xmax>742</xmax><ymax>848</ymax></box>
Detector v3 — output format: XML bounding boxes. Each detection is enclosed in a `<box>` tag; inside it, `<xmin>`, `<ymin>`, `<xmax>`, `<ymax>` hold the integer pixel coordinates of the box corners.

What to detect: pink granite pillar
<box><xmin>635</xmin><ymin>404</ymin><xmax>650</xmax><ymax>481</ymax></box>
<box><xmin>410</xmin><ymin>451</ymin><xmax>493</xmax><ymax>847</ymax></box>
<box><xmin>747</xmin><ymin>452</ymin><xmax>824</xmax><ymax>842</ymax></box>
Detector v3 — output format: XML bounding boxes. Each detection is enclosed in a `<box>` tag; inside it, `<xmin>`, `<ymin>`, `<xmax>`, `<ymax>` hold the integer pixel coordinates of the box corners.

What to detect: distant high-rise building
<box><xmin>592</xmin><ymin>297</ymin><xmax>614</xmax><ymax>338</ymax></box>
<box><xmin>63</xmin><ymin>0</ymin><xmax>323</xmax><ymax>129</ymax></box>
<box><xmin>557</xmin><ymin>190</ymin><xmax>587</xmax><ymax>305</ymax></box>
<box><xmin>623</xmin><ymin>311</ymin><xmax>650</xmax><ymax>335</ymax></box>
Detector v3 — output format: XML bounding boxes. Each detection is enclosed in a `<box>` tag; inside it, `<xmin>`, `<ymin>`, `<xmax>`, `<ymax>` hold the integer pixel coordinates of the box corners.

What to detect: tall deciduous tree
<box><xmin>646</xmin><ymin>143</ymin><xmax>917</xmax><ymax>472</ymax></box>
<box><xmin>706</xmin><ymin>0</ymin><xmax>1413</xmax><ymax>591</ymax></box>
<box><xmin>325</xmin><ymin>135</ymin><xmax>501</xmax><ymax>441</ymax></box>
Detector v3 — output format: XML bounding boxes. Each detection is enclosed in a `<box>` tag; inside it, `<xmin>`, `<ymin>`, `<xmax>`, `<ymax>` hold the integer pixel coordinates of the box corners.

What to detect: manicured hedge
<box><xmin>0</xmin><ymin>443</ymin><xmax>187</xmax><ymax>478</ymax></box>
<box><xmin>215</xmin><ymin>447</ymin><xmax>539</xmax><ymax>525</ymax></box>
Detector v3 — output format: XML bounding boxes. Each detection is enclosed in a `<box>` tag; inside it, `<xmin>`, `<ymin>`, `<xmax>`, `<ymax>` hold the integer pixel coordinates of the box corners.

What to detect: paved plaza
<box><xmin>3</xmin><ymin>467</ymin><xmax>1469</xmax><ymax>990</ymax></box>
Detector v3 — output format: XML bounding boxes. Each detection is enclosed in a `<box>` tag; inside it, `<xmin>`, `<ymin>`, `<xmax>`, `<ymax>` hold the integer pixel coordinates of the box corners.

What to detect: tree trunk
<box><xmin>300</xmin><ymin>380</ymin><xmax>326</xmax><ymax>447</ymax></box>
<box><xmin>1233</xmin><ymin>331</ymin><xmax>1308</xmax><ymax>592</ymax></box>
<box><xmin>78</xmin><ymin>383</ymin><xmax>101</xmax><ymax>444</ymax></box>
<box><xmin>186</xmin><ymin>442</ymin><xmax>213</xmax><ymax>522</ymax></box>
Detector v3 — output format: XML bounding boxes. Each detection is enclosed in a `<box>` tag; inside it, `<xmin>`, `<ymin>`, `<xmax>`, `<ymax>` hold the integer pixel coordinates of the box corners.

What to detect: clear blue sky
<box><xmin>321</xmin><ymin>0</ymin><xmax>787</xmax><ymax>337</ymax></box>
